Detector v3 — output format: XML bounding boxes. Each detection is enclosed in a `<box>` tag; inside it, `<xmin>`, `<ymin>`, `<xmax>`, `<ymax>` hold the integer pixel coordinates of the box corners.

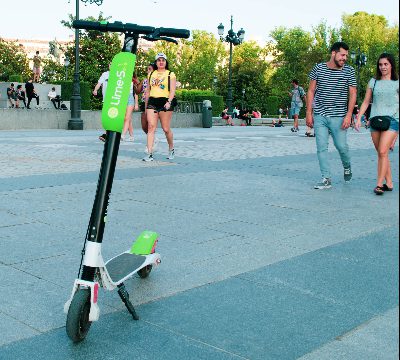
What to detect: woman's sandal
<box><xmin>374</xmin><ymin>186</ymin><xmax>385</xmax><ymax>195</ymax></box>
<box><xmin>382</xmin><ymin>184</ymin><xmax>393</xmax><ymax>191</ymax></box>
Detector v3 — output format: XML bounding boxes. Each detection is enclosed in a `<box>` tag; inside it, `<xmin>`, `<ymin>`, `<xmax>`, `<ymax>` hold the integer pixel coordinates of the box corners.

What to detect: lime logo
<box><xmin>108</xmin><ymin>107</ymin><xmax>119</xmax><ymax>118</ymax></box>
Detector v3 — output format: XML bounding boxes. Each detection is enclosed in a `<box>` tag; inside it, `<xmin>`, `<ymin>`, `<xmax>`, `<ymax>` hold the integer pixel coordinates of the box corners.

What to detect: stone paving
<box><xmin>0</xmin><ymin>126</ymin><xmax>398</xmax><ymax>359</ymax></box>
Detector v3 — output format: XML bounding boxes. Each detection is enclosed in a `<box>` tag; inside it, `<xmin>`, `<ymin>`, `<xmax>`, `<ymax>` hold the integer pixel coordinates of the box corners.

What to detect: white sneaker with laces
<box><xmin>314</xmin><ymin>178</ymin><xmax>332</xmax><ymax>189</ymax></box>
<box><xmin>167</xmin><ymin>148</ymin><xmax>175</xmax><ymax>160</ymax></box>
<box><xmin>142</xmin><ymin>153</ymin><xmax>154</xmax><ymax>162</ymax></box>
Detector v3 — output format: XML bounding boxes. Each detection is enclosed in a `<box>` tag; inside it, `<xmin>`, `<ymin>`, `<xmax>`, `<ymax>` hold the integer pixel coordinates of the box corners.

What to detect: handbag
<box><xmin>369</xmin><ymin>115</ymin><xmax>393</xmax><ymax>131</ymax></box>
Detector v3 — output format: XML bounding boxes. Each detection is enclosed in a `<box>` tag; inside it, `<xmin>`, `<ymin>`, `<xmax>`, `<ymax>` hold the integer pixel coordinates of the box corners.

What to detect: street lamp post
<box><xmin>213</xmin><ymin>75</ymin><xmax>218</xmax><ymax>93</ymax></box>
<box><xmin>68</xmin><ymin>0</ymin><xmax>103</xmax><ymax>130</ymax></box>
<box><xmin>242</xmin><ymin>88</ymin><xmax>245</xmax><ymax>110</ymax></box>
<box><xmin>350</xmin><ymin>47</ymin><xmax>367</xmax><ymax>103</ymax></box>
<box><xmin>217</xmin><ymin>16</ymin><xmax>245</xmax><ymax>115</ymax></box>
<box><xmin>64</xmin><ymin>56</ymin><xmax>70</xmax><ymax>81</ymax></box>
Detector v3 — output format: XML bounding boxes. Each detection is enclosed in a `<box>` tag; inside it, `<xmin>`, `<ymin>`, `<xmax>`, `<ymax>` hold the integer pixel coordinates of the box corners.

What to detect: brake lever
<box><xmin>141</xmin><ymin>35</ymin><xmax>178</xmax><ymax>44</ymax></box>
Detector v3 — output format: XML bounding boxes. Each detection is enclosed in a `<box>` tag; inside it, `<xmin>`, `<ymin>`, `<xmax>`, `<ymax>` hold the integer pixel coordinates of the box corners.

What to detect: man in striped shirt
<box><xmin>306</xmin><ymin>41</ymin><xmax>357</xmax><ymax>189</ymax></box>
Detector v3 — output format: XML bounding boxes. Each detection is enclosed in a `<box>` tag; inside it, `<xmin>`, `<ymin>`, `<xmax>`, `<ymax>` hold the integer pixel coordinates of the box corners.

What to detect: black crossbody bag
<box><xmin>368</xmin><ymin>80</ymin><xmax>393</xmax><ymax>131</ymax></box>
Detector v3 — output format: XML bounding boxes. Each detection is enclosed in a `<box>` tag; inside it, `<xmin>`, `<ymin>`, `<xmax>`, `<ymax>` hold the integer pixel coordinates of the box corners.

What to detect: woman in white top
<box><xmin>355</xmin><ymin>53</ymin><xmax>399</xmax><ymax>195</ymax></box>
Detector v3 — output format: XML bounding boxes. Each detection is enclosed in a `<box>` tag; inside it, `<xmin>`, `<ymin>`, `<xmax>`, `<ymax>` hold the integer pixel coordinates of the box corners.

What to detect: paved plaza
<box><xmin>0</xmin><ymin>125</ymin><xmax>398</xmax><ymax>359</ymax></box>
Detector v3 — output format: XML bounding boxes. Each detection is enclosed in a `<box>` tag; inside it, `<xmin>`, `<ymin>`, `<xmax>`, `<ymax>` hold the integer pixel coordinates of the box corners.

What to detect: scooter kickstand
<box><xmin>117</xmin><ymin>283</ymin><xmax>139</xmax><ymax>320</ymax></box>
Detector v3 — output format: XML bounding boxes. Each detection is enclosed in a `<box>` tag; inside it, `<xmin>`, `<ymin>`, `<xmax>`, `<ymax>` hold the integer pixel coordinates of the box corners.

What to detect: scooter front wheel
<box><xmin>138</xmin><ymin>265</ymin><xmax>152</xmax><ymax>278</ymax></box>
<box><xmin>66</xmin><ymin>288</ymin><xmax>92</xmax><ymax>342</ymax></box>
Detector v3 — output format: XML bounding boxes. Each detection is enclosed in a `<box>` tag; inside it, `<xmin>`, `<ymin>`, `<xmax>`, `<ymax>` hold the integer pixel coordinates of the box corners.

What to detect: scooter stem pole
<box><xmin>81</xmin><ymin>130</ymin><xmax>120</xmax><ymax>281</ymax></box>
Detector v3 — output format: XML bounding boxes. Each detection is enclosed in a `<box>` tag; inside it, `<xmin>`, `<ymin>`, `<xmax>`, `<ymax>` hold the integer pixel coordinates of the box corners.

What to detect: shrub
<box><xmin>9</xmin><ymin>74</ymin><xmax>23</xmax><ymax>83</ymax></box>
<box><xmin>176</xmin><ymin>89</ymin><xmax>224</xmax><ymax>116</ymax></box>
<box><xmin>59</xmin><ymin>81</ymin><xmax>91</xmax><ymax>110</ymax></box>
<box><xmin>265</xmin><ymin>96</ymin><xmax>280</xmax><ymax>116</ymax></box>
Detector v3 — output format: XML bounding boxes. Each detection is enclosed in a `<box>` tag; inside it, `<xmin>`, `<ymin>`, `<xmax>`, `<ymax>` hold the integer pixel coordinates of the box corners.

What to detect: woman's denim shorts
<box><xmin>127</xmin><ymin>93</ymin><xmax>135</xmax><ymax>106</ymax></box>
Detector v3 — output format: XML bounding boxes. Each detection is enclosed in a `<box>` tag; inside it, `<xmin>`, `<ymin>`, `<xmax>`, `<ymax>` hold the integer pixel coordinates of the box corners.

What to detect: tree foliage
<box><xmin>61</xmin><ymin>12</ymin><xmax>122</xmax><ymax>109</ymax></box>
<box><xmin>0</xmin><ymin>38</ymin><xmax>30</xmax><ymax>81</ymax></box>
<box><xmin>1</xmin><ymin>11</ymin><xmax>398</xmax><ymax>112</ymax></box>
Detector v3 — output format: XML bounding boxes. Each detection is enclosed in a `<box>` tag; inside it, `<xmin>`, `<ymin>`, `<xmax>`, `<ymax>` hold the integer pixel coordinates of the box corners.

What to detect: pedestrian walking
<box><xmin>143</xmin><ymin>53</ymin><xmax>177</xmax><ymax>162</ymax></box>
<box><xmin>289</xmin><ymin>79</ymin><xmax>305</xmax><ymax>132</ymax></box>
<box><xmin>93</xmin><ymin>65</ymin><xmax>110</xmax><ymax>142</ymax></box>
<box><xmin>355</xmin><ymin>53</ymin><xmax>399</xmax><ymax>195</ymax></box>
<box><xmin>121</xmin><ymin>76</ymin><xmax>139</xmax><ymax>142</ymax></box>
<box><xmin>306</xmin><ymin>41</ymin><xmax>357</xmax><ymax>189</ymax></box>
<box><xmin>133</xmin><ymin>62</ymin><xmax>160</xmax><ymax>153</ymax></box>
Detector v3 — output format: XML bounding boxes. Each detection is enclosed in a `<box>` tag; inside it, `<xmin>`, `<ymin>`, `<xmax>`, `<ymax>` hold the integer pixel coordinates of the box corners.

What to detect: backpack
<box><xmin>60</xmin><ymin>103</ymin><xmax>68</xmax><ymax>110</ymax></box>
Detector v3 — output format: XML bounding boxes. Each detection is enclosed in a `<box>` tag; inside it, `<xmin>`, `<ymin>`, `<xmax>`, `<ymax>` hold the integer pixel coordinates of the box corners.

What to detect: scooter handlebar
<box><xmin>157</xmin><ymin>27</ymin><xmax>191</xmax><ymax>39</ymax></box>
<box><xmin>72</xmin><ymin>20</ymin><xmax>190</xmax><ymax>39</ymax></box>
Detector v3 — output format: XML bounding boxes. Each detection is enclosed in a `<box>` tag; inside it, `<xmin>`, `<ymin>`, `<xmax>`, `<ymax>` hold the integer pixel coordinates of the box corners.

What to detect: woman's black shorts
<box><xmin>147</xmin><ymin>97</ymin><xmax>174</xmax><ymax>112</ymax></box>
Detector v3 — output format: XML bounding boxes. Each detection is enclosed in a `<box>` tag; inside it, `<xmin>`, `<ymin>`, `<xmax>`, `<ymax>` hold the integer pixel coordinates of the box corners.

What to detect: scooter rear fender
<box><xmin>130</xmin><ymin>230</ymin><xmax>159</xmax><ymax>255</ymax></box>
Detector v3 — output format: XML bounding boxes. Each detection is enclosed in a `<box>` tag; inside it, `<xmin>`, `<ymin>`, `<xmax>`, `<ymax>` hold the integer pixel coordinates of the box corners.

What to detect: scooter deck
<box><xmin>105</xmin><ymin>253</ymin><xmax>147</xmax><ymax>283</ymax></box>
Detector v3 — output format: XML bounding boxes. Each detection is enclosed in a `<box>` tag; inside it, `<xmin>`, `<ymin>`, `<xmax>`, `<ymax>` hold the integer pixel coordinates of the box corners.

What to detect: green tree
<box><xmin>147</xmin><ymin>30</ymin><xmax>225</xmax><ymax>90</ymax></box>
<box><xmin>228</xmin><ymin>41</ymin><xmax>269</xmax><ymax>113</ymax></box>
<box><xmin>265</xmin><ymin>27</ymin><xmax>313</xmax><ymax>108</ymax></box>
<box><xmin>340</xmin><ymin>11</ymin><xmax>399</xmax><ymax>102</ymax></box>
<box><xmin>0</xmin><ymin>38</ymin><xmax>30</xmax><ymax>81</ymax></box>
<box><xmin>61</xmin><ymin>12</ymin><xmax>122</xmax><ymax>109</ymax></box>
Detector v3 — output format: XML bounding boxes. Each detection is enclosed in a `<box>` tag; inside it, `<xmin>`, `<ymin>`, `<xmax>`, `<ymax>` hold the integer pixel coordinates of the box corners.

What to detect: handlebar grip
<box><xmin>157</xmin><ymin>28</ymin><xmax>191</xmax><ymax>39</ymax></box>
<box><xmin>73</xmin><ymin>20</ymin><xmax>155</xmax><ymax>34</ymax></box>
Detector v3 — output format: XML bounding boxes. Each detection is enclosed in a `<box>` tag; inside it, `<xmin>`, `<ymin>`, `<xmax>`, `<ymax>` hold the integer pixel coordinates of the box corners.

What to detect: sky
<box><xmin>0</xmin><ymin>0</ymin><xmax>398</xmax><ymax>44</ymax></box>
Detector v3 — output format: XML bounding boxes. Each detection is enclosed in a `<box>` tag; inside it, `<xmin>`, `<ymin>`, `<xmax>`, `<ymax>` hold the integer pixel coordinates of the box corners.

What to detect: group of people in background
<box><xmin>5</xmin><ymin>50</ymin><xmax>64</xmax><ymax>110</ymax></box>
<box><xmin>90</xmin><ymin>43</ymin><xmax>398</xmax><ymax>196</ymax></box>
<box><xmin>221</xmin><ymin>106</ymin><xmax>263</xmax><ymax>126</ymax></box>
<box><xmin>6</xmin><ymin>81</ymin><xmax>62</xmax><ymax>110</ymax></box>
<box><xmin>304</xmin><ymin>42</ymin><xmax>398</xmax><ymax>195</ymax></box>
<box><xmin>6</xmin><ymin>80</ymin><xmax>40</xmax><ymax>109</ymax></box>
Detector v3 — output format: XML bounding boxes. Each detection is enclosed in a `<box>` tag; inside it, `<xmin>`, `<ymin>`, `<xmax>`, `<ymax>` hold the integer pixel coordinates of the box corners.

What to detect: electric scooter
<box><xmin>64</xmin><ymin>20</ymin><xmax>190</xmax><ymax>343</ymax></box>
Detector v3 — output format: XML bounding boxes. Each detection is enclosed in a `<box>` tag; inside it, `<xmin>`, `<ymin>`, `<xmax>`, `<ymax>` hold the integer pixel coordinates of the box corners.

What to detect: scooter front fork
<box><xmin>117</xmin><ymin>283</ymin><xmax>139</xmax><ymax>320</ymax></box>
<box><xmin>64</xmin><ymin>279</ymin><xmax>101</xmax><ymax>322</ymax></box>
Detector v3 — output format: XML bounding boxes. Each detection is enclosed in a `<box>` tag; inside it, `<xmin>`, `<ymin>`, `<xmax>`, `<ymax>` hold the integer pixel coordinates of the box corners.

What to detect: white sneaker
<box><xmin>142</xmin><ymin>153</ymin><xmax>154</xmax><ymax>162</ymax></box>
<box><xmin>314</xmin><ymin>178</ymin><xmax>332</xmax><ymax>189</ymax></box>
<box><xmin>128</xmin><ymin>136</ymin><xmax>134</xmax><ymax>142</ymax></box>
<box><xmin>167</xmin><ymin>149</ymin><xmax>175</xmax><ymax>160</ymax></box>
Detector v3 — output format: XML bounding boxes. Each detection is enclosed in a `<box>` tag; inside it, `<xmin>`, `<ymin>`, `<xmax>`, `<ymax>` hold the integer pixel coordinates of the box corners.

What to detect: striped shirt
<box><xmin>309</xmin><ymin>63</ymin><xmax>357</xmax><ymax>117</ymax></box>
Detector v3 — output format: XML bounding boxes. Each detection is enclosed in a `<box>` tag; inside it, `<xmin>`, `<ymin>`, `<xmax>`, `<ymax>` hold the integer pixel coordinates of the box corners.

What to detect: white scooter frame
<box><xmin>64</xmin><ymin>231</ymin><xmax>161</xmax><ymax>323</ymax></box>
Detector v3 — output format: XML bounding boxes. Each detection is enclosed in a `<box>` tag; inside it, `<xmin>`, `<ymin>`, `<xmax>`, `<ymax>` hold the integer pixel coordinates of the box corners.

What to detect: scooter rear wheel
<box><xmin>66</xmin><ymin>288</ymin><xmax>92</xmax><ymax>342</ymax></box>
<box><xmin>138</xmin><ymin>265</ymin><xmax>152</xmax><ymax>278</ymax></box>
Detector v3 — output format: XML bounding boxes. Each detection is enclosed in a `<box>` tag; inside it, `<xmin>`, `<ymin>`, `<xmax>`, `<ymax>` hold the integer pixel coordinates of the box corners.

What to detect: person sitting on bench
<box><xmin>221</xmin><ymin>107</ymin><xmax>233</xmax><ymax>126</ymax></box>
<box><xmin>48</xmin><ymin>87</ymin><xmax>61</xmax><ymax>109</ymax></box>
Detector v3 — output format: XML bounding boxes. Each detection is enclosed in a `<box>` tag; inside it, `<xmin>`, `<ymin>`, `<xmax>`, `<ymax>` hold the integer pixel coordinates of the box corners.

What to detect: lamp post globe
<box><xmin>64</xmin><ymin>56</ymin><xmax>70</xmax><ymax>81</ymax></box>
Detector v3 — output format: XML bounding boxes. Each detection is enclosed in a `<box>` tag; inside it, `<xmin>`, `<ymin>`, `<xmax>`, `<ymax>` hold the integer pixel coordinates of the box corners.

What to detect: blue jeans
<box><xmin>314</xmin><ymin>114</ymin><xmax>351</xmax><ymax>179</ymax></box>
